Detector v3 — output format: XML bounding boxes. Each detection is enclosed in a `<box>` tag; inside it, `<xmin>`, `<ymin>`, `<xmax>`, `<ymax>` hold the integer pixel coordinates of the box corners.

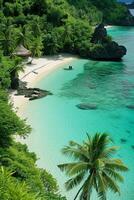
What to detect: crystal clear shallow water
<box><xmin>22</xmin><ymin>26</ymin><xmax>134</xmax><ymax>200</ymax></box>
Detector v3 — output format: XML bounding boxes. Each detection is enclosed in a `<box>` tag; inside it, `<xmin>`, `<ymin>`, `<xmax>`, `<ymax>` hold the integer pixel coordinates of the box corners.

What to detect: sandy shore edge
<box><xmin>10</xmin><ymin>54</ymin><xmax>77</xmax><ymax>115</ymax></box>
<box><xmin>105</xmin><ymin>25</ymin><xmax>113</xmax><ymax>29</ymax></box>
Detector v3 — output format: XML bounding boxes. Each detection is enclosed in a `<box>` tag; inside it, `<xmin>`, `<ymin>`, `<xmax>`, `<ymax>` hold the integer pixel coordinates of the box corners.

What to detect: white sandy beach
<box><xmin>105</xmin><ymin>25</ymin><xmax>113</xmax><ymax>29</ymax></box>
<box><xmin>10</xmin><ymin>54</ymin><xmax>76</xmax><ymax>115</ymax></box>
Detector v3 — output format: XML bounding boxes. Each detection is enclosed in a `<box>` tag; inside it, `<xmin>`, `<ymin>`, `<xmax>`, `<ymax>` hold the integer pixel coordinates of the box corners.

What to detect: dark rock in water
<box><xmin>90</xmin><ymin>23</ymin><xmax>127</xmax><ymax>61</ymax></box>
<box><xmin>16</xmin><ymin>87</ymin><xmax>52</xmax><ymax>101</ymax></box>
<box><xmin>126</xmin><ymin>105</ymin><xmax>134</xmax><ymax>109</ymax></box>
<box><xmin>120</xmin><ymin>138</ymin><xmax>127</xmax><ymax>143</ymax></box>
<box><xmin>76</xmin><ymin>103</ymin><xmax>98</xmax><ymax>110</ymax></box>
<box><xmin>126</xmin><ymin>130</ymin><xmax>131</xmax><ymax>134</ymax></box>
<box><xmin>131</xmin><ymin>145</ymin><xmax>134</xmax><ymax>149</ymax></box>
<box><xmin>88</xmin><ymin>85</ymin><xmax>96</xmax><ymax>89</ymax></box>
<box><xmin>129</xmin><ymin>120</ymin><xmax>134</xmax><ymax>124</ymax></box>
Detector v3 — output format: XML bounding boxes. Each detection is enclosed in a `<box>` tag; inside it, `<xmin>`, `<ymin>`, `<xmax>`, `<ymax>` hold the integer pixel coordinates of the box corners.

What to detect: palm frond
<box><xmin>105</xmin><ymin>168</ymin><xmax>124</xmax><ymax>182</ymax></box>
<box><xmin>69</xmin><ymin>140</ymin><xmax>83</xmax><ymax>148</ymax></box>
<box><xmin>103</xmin><ymin>172</ymin><xmax>120</xmax><ymax>195</ymax></box>
<box><xmin>105</xmin><ymin>159</ymin><xmax>128</xmax><ymax>172</ymax></box>
<box><xmin>100</xmin><ymin>146</ymin><xmax>119</xmax><ymax>159</ymax></box>
<box><xmin>68</xmin><ymin>162</ymin><xmax>89</xmax><ymax>176</ymax></box>
<box><xmin>58</xmin><ymin>162</ymin><xmax>89</xmax><ymax>176</ymax></box>
<box><xmin>65</xmin><ymin>172</ymin><xmax>85</xmax><ymax>191</ymax></box>
<box><xmin>97</xmin><ymin>191</ymin><xmax>106</xmax><ymax>200</ymax></box>
<box><xmin>97</xmin><ymin>173</ymin><xmax>107</xmax><ymax>193</ymax></box>
<box><xmin>61</xmin><ymin>145</ymin><xmax>89</xmax><ymax>161</ymax></box>
<box><xmin>87</xmin><ymin>133</ymin><xmax>112</xmax><ymax>161</ymax></box>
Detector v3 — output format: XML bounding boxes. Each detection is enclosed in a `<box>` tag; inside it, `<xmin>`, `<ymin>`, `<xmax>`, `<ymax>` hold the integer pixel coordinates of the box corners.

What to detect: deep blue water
<box><xmin>22</xmin><ymin>26</ymin><xmax>134</xmax><ymax>200</ymax></box>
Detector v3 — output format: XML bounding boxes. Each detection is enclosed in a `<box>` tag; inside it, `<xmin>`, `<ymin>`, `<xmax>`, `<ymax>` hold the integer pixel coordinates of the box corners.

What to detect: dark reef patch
<box><xmin>76</xmin><ymin>103</ymin><xmax>98</xmax><ymax>110</ymax></box>
<box><xmin>120</xmin><ymin>138</ymin><xmax>127</xmax><ymax>143</ymax></box>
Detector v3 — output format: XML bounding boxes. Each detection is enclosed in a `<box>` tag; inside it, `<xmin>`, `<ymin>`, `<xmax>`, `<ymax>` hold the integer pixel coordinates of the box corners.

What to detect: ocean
<box><xmin>22</xmin><ymin>26</ymin><xmax>134</xmax><ymax>200</ymax></box>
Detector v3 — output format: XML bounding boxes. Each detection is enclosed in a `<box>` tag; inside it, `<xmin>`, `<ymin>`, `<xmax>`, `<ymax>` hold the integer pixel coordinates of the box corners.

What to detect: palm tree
<box><xmin>29</xmin><ymin>36</ymin><xmax>43</xmax><ymax>57</ymax></box>
<box><xmin>0</xmin><ymin>18</ymin><xmax>16</xmax><ymax>56</ymax></box>
<box><xmin>58</xmin><ymin>133</ymin><xmax>128</xmax><ymax>200</ymax></box>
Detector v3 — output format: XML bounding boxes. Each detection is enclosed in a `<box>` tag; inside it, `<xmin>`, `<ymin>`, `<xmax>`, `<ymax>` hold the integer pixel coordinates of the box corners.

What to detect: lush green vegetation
<box><xmin>58</xmin><ymin>133</ymin><xmax>128</xmax><ymax>200</ymax></box>
<box><xmin>0</xmin><ymin>1</ymin><xmax>130</xmax><ymax>199</ymax></box>
<box><xmin>0</xmin><ymin>0</ymin><xmax>131</xmax><ymax>59</ymax></box>
<box><xmin>0</xmin><ymin>142</ymin><xmax>66</xmax><ymax>200</ymax></box>
<box><xmin>68</xmin><ymin>0</ymin><xmax>129</xmax><ymax>25</ymax></box>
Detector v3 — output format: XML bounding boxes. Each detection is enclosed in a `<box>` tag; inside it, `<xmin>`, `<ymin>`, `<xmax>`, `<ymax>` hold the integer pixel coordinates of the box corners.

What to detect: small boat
<box><xmin>64</xmin><ymin>65</ymin><xmax>73</xmax><ymax>70</ymax></box>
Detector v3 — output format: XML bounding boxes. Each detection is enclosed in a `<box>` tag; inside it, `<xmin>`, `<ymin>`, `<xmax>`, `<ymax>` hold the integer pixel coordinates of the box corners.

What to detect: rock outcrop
<box><xmin>90</xmin><ymin>24</ymin><xmax>127</xmax><ymax>61</ymax></box>
<box><xmin>91</xmin><ymin>23</ymin><xmax>107</xmax><ymax>44</ymax></box>
<box><xmin>126</xmin><ymin>105</ymin><xmax>134</xmax><ymax>109</ymax></box>
<box><xmin>16</xmin><ymin>85</ymin><xmax>52</xmax><ymax>101</ymax></box>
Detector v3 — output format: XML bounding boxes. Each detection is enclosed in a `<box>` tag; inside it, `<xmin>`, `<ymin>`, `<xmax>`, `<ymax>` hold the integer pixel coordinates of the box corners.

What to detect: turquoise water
<box><xmin>23</xmin><ymin>27</ymin><xmax>134</xmax><ymax>200</ymax></box>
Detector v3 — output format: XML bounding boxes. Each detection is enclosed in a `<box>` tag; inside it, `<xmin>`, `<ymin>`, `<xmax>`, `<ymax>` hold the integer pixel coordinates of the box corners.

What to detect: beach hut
<box><xmin>13</xmin><ymin>45</ymin><xmax>31</xmax><ymax>57</ymax></box>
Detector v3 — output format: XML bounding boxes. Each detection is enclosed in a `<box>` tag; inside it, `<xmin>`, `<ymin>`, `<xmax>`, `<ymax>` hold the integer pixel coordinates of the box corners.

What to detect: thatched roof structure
<box><xmin>13</xmin><ymin>45</ymin><xmax>31</xmax><ymax>57</ymax></box>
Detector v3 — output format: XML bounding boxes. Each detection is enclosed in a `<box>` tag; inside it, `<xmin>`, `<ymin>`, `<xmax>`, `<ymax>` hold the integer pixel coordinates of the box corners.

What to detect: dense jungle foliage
<box><xmin>0</xmin><ymin>0</ymin><xmax>131</xmax><ymax>199</ymax></box>
<box><xmin>0</xmin><ymin>0</ymin><xmax>131</xmax><ymax>58</ymax></box>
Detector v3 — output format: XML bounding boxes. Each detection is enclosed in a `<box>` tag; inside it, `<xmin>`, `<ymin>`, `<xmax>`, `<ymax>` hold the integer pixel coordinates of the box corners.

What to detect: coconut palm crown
<box><xmin>58</xmin><ymin>133</ymin><xmax>128</xmax><ymax>200</ymax></box>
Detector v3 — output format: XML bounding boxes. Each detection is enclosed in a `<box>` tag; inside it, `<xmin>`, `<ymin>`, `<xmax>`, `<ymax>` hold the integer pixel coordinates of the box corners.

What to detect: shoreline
<box><xmin>10</xmin><ymin>54</ymin><xmax>77</xmax><ymax>115</ymax></box>
<box><xmin>105</xmin><ymin>25</ymin><xmax>113</xmax><ymax>29</ymax></box>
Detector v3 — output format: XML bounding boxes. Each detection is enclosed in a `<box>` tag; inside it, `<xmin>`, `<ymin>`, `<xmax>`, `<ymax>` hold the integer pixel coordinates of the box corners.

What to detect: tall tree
<box><xmin>0</xmin><ymin>17</ymin><xmax>16</xmax><ymax>56</ymax></box>
<box><xmin>58</xmin><ymin>133</ymin><xmax>128</xmax><ymax>200</ymax></box>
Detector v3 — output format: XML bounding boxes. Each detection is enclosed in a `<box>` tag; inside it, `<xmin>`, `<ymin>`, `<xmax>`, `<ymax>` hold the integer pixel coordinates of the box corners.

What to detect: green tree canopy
<box><xmin>0</xmin><ymin>94</ymin><xmax>31</xmax><ymax>147</ymax></box>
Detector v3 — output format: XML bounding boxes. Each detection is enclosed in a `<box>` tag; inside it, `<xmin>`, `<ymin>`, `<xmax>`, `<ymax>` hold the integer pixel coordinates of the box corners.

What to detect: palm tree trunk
<box><xmin>74</xmin><ymin>176</ymin><xmax>92</xmax><ymax>200</ymax></box>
